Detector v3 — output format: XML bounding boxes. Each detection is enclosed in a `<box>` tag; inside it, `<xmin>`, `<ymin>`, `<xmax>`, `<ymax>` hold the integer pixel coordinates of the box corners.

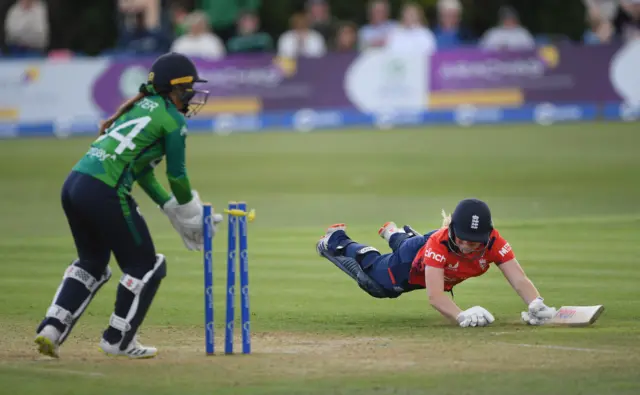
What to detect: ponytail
<box><xmin>441</xmin><ymin>209</ymin><xmax>452</xmax><ymax>227</ymax></box>
<box><xmin>98</xmin><ymin>84</ymin><xmax>155</xmax><ymax>136</ymax></box>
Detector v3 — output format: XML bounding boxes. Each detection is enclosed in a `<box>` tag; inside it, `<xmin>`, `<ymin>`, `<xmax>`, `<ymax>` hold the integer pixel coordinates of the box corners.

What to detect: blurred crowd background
<box><xmin>0</xmin><ymin>0</ymin><xmax>639</xmax><ymax>59</ymax></box>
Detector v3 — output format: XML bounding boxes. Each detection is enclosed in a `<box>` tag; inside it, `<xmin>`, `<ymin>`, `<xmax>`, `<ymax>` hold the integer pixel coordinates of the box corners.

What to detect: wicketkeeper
<box><xmin>316</xmin><ymin>198</ymin><xmax>557</xmax><ymax>328</ymax></box>
<box><xmin>34</xmin><ymin>53</ymin><xmax>223</xmax><ymax>359</ymax></box>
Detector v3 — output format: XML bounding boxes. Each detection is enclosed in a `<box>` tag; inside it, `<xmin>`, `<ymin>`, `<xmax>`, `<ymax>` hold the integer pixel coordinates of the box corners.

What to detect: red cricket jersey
<box><xmin>409</xmin><ymin>228</ymin><xmax>515</xmax><ymax>291</ymax></box>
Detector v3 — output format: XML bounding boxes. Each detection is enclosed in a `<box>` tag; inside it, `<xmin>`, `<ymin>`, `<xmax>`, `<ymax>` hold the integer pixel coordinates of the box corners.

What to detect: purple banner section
<box><xmin>92</xmin><ymin>44</ymin><xmax>631</xmax><ymax>115</ymax></box>
<box><xmin>430</xmin><ymin>44</ymin><xmax>622</xmax><ymax>102</ymax></box>
<box><xmin>92</xmin><ymin>53</ymin><xmax>354</xmax><ymax>114</ymax></box>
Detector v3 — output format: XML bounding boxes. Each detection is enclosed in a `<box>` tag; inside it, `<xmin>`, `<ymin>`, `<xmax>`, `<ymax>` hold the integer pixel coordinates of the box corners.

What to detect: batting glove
<box><xmin>521</xmin><ymin>297</ymin><xmax>557</xmax><ymax>325</ymax></box>
<box><xmin>457</xmin><ymin>306</ymin><xmax>495</xmax><ymax>328</ymax></box>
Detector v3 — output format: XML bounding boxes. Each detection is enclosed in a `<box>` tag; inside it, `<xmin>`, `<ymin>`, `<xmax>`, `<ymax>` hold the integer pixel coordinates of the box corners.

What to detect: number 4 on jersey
<box><xmin>97</xmin><ymin>116</ymin><xmax>152</xmax><ymax>155</ymax></box>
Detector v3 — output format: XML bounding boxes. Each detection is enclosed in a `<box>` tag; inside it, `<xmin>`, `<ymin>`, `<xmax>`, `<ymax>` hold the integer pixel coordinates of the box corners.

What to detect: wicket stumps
<box><xmin>203</xmin><ymin>205</ymin><xmax>214</xmax><ymax>355</ymax></box>
<box><xmin>203</xmin><ymin>201</ymin><xmax>255</xmax><ymax>356</ymax></box>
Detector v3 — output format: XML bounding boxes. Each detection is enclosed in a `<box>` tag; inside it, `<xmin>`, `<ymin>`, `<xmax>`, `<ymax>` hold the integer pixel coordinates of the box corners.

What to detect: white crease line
<box><xmin>494</xmin><ymin>342</ymin><xmax>618</xmax><ymax>353</ymax></box>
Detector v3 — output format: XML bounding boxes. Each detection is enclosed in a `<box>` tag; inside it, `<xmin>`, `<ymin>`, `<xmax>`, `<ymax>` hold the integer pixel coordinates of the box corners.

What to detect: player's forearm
<box><xmin>167</xmin><ymin>174</ymin><xmax>193</xmax><ymax>204</ymax></box>
<box><xmin>137</xmin><ymin>171</ymin><xmax>171</xmax><ymax>207</ymax></box>
<box><xmin>510</xmin><ymin>276</ymin><xmax>540</xmax><ymax>305</ymax></box>
<box><xmin>164</xmin><ymin>124</ymin><xmax>194</xmax><ymax>204</ymax></box>
<box><xmin>428</xmin><ymin>294</ymin><xmax>463</xmax><ymax>323</ymax></box>
<box><xmin>500</xmin><ymin>260</ymin><xmax>540</xmax><ymax>305</ymax></box>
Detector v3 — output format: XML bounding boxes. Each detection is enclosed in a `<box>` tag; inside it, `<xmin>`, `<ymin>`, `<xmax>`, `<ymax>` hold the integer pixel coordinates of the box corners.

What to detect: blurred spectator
<box><xmin>479</xmin><ymin>6</ymin><xmax>535</xmax><ymax>51</ymax></box>
<box><xmin>306</xmin><ymin>0</ymin><xmax>339</xmax><ymax>48</ymax></box>
<box><xmin>583</xmin><ymin>0</ymin><xmax>619</xmax><ymax>21</ymax></box>
<box><xmin>227</xmin><ymin>11</ymin><xmax>273</xmax><ymax>53</ymax></box>
<box><xmin>583</xmin><ymin>6</ymin><xmax>614</xmax><ymax>44</ymax></box>
<box><xmin>170</xmin><ymin>0</ymin><xmax>190</xmax><ymax>37</ymax></box>
<box><xmin>118</xmin><ymin>11</ymin><xmax>171</xmax><ymax>54</ymax></box>
<box><xmin>4</xmin><ymin>0</ymin><xmax>49</xmax><ymax>54</ymax></box>
<box><xmin>358</xmin><ymin>0</ymin><xmax>397</xmax><ymax>50</ymax></box>
<box><xmin>117</xmin><ymin>0</ymin><xmax>171</xmax><ymax>55</ymax></box>
<box><xmin>386</xmin><ymin>3</ymin><xmax>436</xmax><ymax>54</ymax></box>
<box><xmin>613</xmin><ymin>0</ymin><xmax>640</xmax><ymax>42</ymax></box>
<box><xmin>433</xmin><ymin>0</ymin><xmax>472</xmax><ymax>49</ymax></box>
<box><xmin>61</xmin><ymin>2</ymin><xmax>119</xmax><ymax>57</ymax></box>
<box><xmin>119</xmin><ymin>0</ymin><xmax>161</xmax><ymax>31</ymax></box>
<box><xmin>277</xmin><ymin>12</ymin><xmax>326</xmax><ymax>58</ymax></box>
<box><xmin>171</xmin><ymin>11</ymin><xmax>225</xmax><ymax>59</ymax></box>
<box><xmin>335</xmin><ymin>21</ymin><xmax>358</xmax><ymax>52</ymax></box>
<box><xmin>198</xmin><ymin>0</ymin><xmax>261</xmax><ymax>42</ymax></box>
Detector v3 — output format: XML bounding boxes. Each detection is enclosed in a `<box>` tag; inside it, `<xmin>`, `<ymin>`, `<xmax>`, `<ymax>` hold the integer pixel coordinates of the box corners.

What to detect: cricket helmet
<box><xmin>448</xmin><ymin>198</ymin><xmax>494</xmax><ymax>256</ymax></box>
<box><xmin>147</xmin><ymin>52</ymin><xmax>209</xmax><ymax>117</ymax></box>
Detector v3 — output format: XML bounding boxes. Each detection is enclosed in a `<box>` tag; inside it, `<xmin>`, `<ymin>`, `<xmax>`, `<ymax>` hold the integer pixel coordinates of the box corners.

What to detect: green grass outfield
<box><xmin>1</xmin><ymin>122</ymin><xmax>639</xmax><ymax>394</ymax></box>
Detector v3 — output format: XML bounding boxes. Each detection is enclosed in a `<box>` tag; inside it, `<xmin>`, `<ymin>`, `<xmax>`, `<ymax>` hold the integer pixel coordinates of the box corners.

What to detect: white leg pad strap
<box><xmin>120</xmin><ymin>274</ymin><xmax>144</xmax><ymax>295</ymax></box>
<box><xmin>52</xmin><ymin>263</ymin><xmax>112</xmax><ymax>304</ymax></box>
<box><xmin>112</xmin><ymin>254</ymin><xmax>165</xmax><ymax>335</ymax></box>
<box><xmin>46</xmin><ymin>305</ymin><xmax>73</xmax><ymax>326</ymax></box>
<box><xmin>109</xmin><ymin>313</ymin><xmax>131</xmax><ymax>332</ymax></box>
<box><xmin>48</xmin><ymin>261</ymin><xmax>112</xmax><ymax>344</ymax></box>
<box><xmin>64</xmin><ymin>265</ymin><xmax>109</xmax><ymax>293</ymax></box>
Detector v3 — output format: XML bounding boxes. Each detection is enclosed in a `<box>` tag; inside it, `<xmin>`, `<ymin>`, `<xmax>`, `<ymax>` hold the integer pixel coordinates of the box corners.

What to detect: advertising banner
<box><xmin>0</xmin><ymin>59</ymin><xmax>109</xmax><ymax>123</ymax></box>
<box><xmin>1</xmin><ymin>41</ymin><xmax>640</xmax><ymax>138</ymax></box>
<box><xmin>427</xmin><ymin>44</ymin><xmax>625</xmax><ymax>108</ymax></box>
<box><xmin>90</xmin><ymin>42</ymin><xmax>640</xmax><ymax>116</ymax></box>
<box><xmin>91</xmin><ymin>51</ymin><xmax>427</xmax><ymax>116</ymax></box>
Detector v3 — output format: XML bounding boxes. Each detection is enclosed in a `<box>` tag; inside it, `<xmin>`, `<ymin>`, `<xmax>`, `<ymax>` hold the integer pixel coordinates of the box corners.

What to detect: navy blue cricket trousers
<box><xmin>328</xmin><ymin>230</ymin><xmax>437</xmax><ymax>294</ymax></box>
<box><xmin>61</xmin><ymin>171</ymin><xmax>157</xmax><ymax>279</ymax></box>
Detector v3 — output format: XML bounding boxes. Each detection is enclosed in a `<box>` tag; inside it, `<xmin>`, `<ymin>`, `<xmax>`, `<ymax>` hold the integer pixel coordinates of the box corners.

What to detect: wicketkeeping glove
<box><xmin>162</xmin><ymin>191</ymin><xmax>222</xmax><ymax>251</ymax></box>
<box><xmin>521</xmin><ymin>297</ymin><xmax>557</xmax><ymax>326</ymax></box>
<box><xmin>457</xmin><ymin>306</ymin><xmax>495</xmax><ymax>328</ymax></box>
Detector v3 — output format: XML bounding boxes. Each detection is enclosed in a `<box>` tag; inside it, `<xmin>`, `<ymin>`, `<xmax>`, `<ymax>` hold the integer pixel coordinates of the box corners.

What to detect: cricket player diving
<box><xmin>34</xmin><ymin>52</ymin><xmax>223</xmax><ymax>359</ymax></box>
<box><xmin>316</xmin><ymin>198</ymin><xmax>557</xmax><ymax>328</ymax></box>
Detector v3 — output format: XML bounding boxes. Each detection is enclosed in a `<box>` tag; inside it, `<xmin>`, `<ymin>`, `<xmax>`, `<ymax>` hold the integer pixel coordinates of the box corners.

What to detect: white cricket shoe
<box><xmin>34</xmin><ymin>325</ymin><xmax>61</xmax><ymax>358</ymax></box>
<box><xmin>378</xmin><ymin>221</ymin><xmax>405</xmax><ymax>242</ymax></box>
<box><xmin>316</xmin><ymin>223</ymin><xmax>346</xmax><ymax>256</ymax></box>
<box><xmin>99</xmin><ymin>336</ymin><xmax>158</xmax><ymax>359</ymax></box>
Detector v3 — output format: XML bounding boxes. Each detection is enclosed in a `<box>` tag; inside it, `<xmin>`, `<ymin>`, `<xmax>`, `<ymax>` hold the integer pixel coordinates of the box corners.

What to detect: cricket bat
<box><xmin>549</xmin><ymin>305</ymin><xmax>605</xmax><ymax>327</ymax></box>
<box><xmin>522</xmin><ymin>305</ymin><xmax>604</xmax><ymax>326</ymax></box>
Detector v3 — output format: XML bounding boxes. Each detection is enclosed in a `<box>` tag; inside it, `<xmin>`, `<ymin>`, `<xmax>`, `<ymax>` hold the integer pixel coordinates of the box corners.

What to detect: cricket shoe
<box><xmin>378</xmin><ymin>222</ymin><xmax>405</xmax><ymax>242</ymax></box>
<box><xmin>316</xmin><ymin>223</ymin><xmax>346</xmax><ymax>256</ymax></box>
<box><xmin>34</xmin><ymin>325</ymin><xmax>61</xmax><ymax>358</ymax></box>
<box><xmin>99</xmin><ymin>336</ymin><xmax>158</xmax><ymax>359</ymax></box>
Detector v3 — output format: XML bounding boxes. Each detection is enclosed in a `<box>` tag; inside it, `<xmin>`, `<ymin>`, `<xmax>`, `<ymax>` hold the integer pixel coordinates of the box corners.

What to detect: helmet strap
<box><xmin>447</xmin><ymin>224</ymin><xmax>461</xmax><ymax>254</ymax></box>
<box><xmin>180</xmin><ymin>90</ymin><xmax>196</xmax><ymax>114</ymax></box>
<box><xmin>447</xmin><ymin>223</ymin><xmax>496</xmax><ymax>259</ymax></box>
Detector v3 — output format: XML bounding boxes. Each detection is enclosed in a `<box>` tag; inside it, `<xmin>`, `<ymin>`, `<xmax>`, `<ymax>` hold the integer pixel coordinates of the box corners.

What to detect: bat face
<box><xmin>550</xmin><ymin>305</ymin><xmax>605</xmax><ymax>326</ymax></box>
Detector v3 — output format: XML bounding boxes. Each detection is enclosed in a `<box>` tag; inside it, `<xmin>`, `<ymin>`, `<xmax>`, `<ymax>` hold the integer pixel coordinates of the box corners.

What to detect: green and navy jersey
<box><xmin>73</xmin><ymin>95</ymin><xmax>192</xmax><ymax>206</ymax></box>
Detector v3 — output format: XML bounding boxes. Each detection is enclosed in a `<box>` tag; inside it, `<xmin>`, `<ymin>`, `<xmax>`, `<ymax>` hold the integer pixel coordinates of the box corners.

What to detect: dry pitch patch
<box><xmin>1</xmin><ymin>324</ymin><xmax>636</xmax><ymax>385</ymax></box>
